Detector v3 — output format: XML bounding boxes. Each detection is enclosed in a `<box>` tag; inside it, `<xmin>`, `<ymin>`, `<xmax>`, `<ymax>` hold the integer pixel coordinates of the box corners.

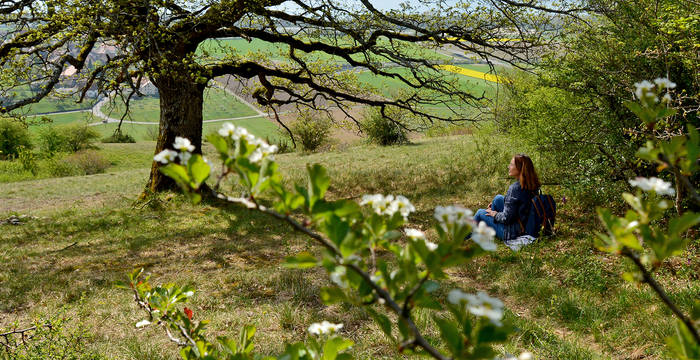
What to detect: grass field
<box><xmin>1</xmin><ymin>133</ymin><xmax>696</xmax><ymax>359</ymax></box>
<box><xmin>100</xmin><ymin>87</ymin><xmax>259</xmax><ymax>123</ymax></box>
<box><xmin>6</xmin><ymin>87</ymin><xmax>96</xmax><ymax>116</ymax></box>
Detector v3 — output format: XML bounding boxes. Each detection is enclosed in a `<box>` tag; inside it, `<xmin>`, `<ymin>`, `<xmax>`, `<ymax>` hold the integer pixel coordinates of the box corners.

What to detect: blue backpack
<box><xmin>519</xmin><ymin>190</ymin><xmax>557</xmax><ymax>238</ymax></box>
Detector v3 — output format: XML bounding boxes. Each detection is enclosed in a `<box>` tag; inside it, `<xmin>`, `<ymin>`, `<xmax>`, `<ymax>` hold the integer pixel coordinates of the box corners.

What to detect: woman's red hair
<box><xmin>514</xmin><ymin>154</ymin><xmax>541</xmax><ymax>191</ymax></box>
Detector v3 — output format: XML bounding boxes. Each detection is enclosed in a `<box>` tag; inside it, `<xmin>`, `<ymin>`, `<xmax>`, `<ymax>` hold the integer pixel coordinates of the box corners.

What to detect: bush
<box><xmin>48</xmin><ymin>150</ymin><xmax>110</xmax><ymax>177</ymax></box>
<box><xmin>102</xmin><ymin>129</ymin><xmax>135</xmax><ymax>143</ymax></box>
<box><xmin>0</xmin><ymin>118</ymin><xmax>32</xmax><ymax>159</ymax></box>
<box><xmin>38</xmin><ymin>124</ymin><xmax>100</xmax><ymax>156</ymax></box>
<box><xmin>290</xmin><ymin>110</ymin><xmax>332</xmax><ymax>152</ymax></box>
<box><xmin>361</xmin><ymin>107</ymin><xmax>409</xmax><ymax>145</ymax></box>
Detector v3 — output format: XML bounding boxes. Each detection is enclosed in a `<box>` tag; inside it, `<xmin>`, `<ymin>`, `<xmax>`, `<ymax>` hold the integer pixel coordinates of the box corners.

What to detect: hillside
<box><xmin>1</xmin><ymin>134</ymin><xmax>695</xmax><ymax>359</ymax></box>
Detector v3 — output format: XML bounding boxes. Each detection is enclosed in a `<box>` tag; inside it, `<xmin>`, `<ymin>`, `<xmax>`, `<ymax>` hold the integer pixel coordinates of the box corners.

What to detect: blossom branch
<box><xmin>210</xmin><ymin>189</ymin><xmax>450</xmax><ymax>360</ymax></box>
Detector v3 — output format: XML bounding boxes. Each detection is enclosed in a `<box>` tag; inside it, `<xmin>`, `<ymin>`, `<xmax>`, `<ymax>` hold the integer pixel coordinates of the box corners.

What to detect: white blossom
<box><xmin>173</xmin><ymin>137</ymin><xmax>195</xmax><ymax>152</ymax></box>
<box><xmin>518</xmin><ymin>352</ymin><xmax>534</xmax><ymax>360</ymax></box>
<box><xmin>308</xmin><ymin>321</ymin><xmax>344</xmax><ymax>336</ymax></box>
<box><xmin>661</xmin><ymin>93</ymin><xmax>672</xmax><ymax>103</ymax></box>
<box><xmin>425</xmin><ymin>240</ymin><xmax>438</xmax><ymax>251</ymax></box>
<box><xmin>203</xmin><ymin>156</ymin><xmax>214</xmax><ymax>169</ymax></box>
<box><xmin>434</xmin><ymin>205</ymin><xmax>474</xmax><ymax>230</ymax></box>
<box><xmin>447</xmin><ymin>289</ymin><xmax>470</xmax><ymax>305</ymax></box>
<box><xmin>153</xmin><ymin>149</ymin><xmax>178</xmax><ymax>164</ymax></box>
<box><xmin>218</xmin><ymin>122</ymin><xmax>236</xmax><ymax>137</ymax></box>
<box><xmin>447</xmin><ymin>289</ymin><xmax>504</xmax><ymax>326</ymax></box>
<box><xmin>387</xmin><ymin>195</ymin><xmax>415</xmax><ymax>219</ymax></box>
<box><xmin>634</xmin><ymin>80</ymin><xmax>655</xmax><ymax>100</ymax></box>
<box><xmin>629</xmin><ymin>177</ymin><xmax>675</xmax><ymax>197</ymax></box>
<box><xmin>179</xmin><ymin>151</ymin><xmax>192</xmax><ymax>165</ymax></box>
<box><xmin>405</xmin><ymin>228</ymin><xmax>425</xmax><ymax>240</ymax></box>
<box><xmin>249</xmin><ymin>148</ymin><xmax>264</xmax><ymax>163</ymax></box>
<box><xmin>654</xmin><ymin>77</ymin><xmax>676</xmax><ymax>89</ymax></box>
<box><xmin>472</xmin><ymin>221</ymin><xmax>497</xmax><ymax>251</ymax></box>
<box><xmin>135</xmin><ymin>319</ymin><xmax>151</xmax><ymax>328</ymax></box>
<box><xmin>329</xmin><ymin>266</ymin><xmax>348</xmax><ymax>288</ymax></box>
<box><xmin>360</xmin><ymin>194</ymin><xmax>394</xmax><ymax>216</ymax></box>
<box><xmin>233</xmin><ymin>127</ymin><xmax>249</xmax><ymax>140</ymax></box>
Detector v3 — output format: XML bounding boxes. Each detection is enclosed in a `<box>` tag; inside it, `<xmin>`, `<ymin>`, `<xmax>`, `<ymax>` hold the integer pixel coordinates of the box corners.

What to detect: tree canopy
<box><xmin>0</xmin><ymin>0</ymin><xmax>581</xmax><ymax>191</ymax></box>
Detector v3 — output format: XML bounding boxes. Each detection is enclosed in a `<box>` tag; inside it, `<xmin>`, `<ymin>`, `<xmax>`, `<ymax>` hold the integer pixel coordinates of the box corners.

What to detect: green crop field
<box><xmin>89</xmin><ymin>116</ymin><xmax>281</xmax><ymax>142</ymax></box>
<box><xmin>7</xmin><ymin>86</ymin><xmax>96</xmax><ymax>115</ymax></box>
<box><xmin>100</xmin><ymin>87</ymin><xmax>259</xmax><ymax>123</ymax></box>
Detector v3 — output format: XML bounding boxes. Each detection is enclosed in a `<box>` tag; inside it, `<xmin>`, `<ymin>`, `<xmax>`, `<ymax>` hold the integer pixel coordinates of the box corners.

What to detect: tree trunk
<box><xmin>144</xmin><ymin>74</ymin><xmax>206</xmax><ymax>193</ymax></box>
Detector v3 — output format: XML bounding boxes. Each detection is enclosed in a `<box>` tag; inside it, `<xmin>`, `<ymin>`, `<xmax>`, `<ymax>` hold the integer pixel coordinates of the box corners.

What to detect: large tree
<box><xmin>0</xmin><ymin>0</ymin><xmax>580</xmax><ymax>192</ymax></box>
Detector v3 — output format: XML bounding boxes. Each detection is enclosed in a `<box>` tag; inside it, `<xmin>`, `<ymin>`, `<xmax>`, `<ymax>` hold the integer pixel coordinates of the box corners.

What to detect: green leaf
<box><xmin>207</xmin><ymin>133</ymin><xmax>229</xmax><ymax>156</ymax></box>
<box><xmin>319</xmin><ymin>287</ymin><xmax>348</xmax><ymax>305</ymax></box>
<box><xmin>322</xmin><ymin>215</ymin><xmax>350</xmax><ymax>247</ymax></box>
<box><xmin>284</xmin><ymin>252</ymin><xmax>319</xmax><ymax>269</ymax></box>
<box><xmin>366</xmin><ymin>308</ymin><xmax>394</xmax><ymax>343</ymax></box>
<box><xmin>669</xmin><ymin>212</ymin><xmax>700</xmax><ymax>236</ymax></box>
<box><xmin>322</xmin><ymin>337</ymin><xmax>353</xmax><ymax>360</ymax></box>
<box><xmin>307</xmin><ymin>164</ymin><xmax>330</xmax><ymax>210</ymax></box>
<box><xmin>160</xmin><ymin>164</ymin><xmax>191</xmax><ymax>188</ymax></box>
<box><xmin>665</xmin><ymin>319</ymin><xmax>700</xmax><ymax>360</ymax></box>
<box><xmin>187</xmin><ymin>154</ymin><xmax>211</xmax><ymax>187</ymax></box>
<box><xmin>432</xmin><ymin>315</ymin><xmax>463</xmax><ymax>355</ymax></box>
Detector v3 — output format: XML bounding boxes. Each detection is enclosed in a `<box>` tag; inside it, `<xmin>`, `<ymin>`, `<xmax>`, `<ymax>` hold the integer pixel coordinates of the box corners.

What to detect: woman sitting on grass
<box><xmin>473</xmin><ymin>154</ymin><xmax>541</xmax><ymax>241</ymax></box>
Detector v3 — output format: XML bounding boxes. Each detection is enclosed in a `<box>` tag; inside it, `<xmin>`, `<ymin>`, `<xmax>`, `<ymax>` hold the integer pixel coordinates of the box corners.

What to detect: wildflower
<box><xmin>629</xmin><ymin>177</ymin><xmax>675</xmax><ymax>197</ymax></box>
<box><xmin>434</xmin><ymin>205</ymin><xmax>474</xmax><ymax>230</ymax></box>
<box><xmin>308</xmin><ymin>321</ymin><xmax>344</xmax><ymax>336</ymax></box>
<box><xmin>634</xmin><ymin>80</ymin><xmax>654</xmax><ymax>100</ymax></box>
<box><xmin>173</xmin><ymin>137</ymin><xmax>195</xmax><ymax>152</ymax></box>
<box><xmin>218</xmin><ymin>122</ymin><xmax>236</xmax><ymax>137</ymax></box>
<box><xmin>653</xmin><ymin>77</ymin><xmax>676</xmax><ymax>89</ymax></box>
<box><xmin>153</xmin><ymin>149</ymin><xmax>178</xmax><ymax>164</ymax></box>
<box><xmin>471</xmin><ymin>221</ymin><xmax>497</xmax><ymax>251</ymax></box>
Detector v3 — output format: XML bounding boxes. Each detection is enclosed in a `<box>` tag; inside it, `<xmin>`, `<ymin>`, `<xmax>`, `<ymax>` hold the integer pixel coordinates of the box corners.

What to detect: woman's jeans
<box><xmin>473</xmin><ymin>194</ymin><xmax>505</xmax><ymax>240</ymax></box>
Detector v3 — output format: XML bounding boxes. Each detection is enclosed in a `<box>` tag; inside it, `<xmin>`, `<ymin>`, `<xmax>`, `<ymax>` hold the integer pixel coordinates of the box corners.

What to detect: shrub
<box><xmin>290</xmin><ymin>110</ymin><xmax>332</xmax><ymax>152</ymax></box>
<box><xmin>38</xmin><ymin>124</ymin><xmax>100</xmax><ymax>156</ymax></box>
<box><xmin>144</xmin><ymin>126</ymin><xmax>159</xmax><ymax>141</ymax></box>
<box><xmin>62</xmin><ymin>124</ymin><xmax>100</xmax><ymax>152</ymax></box>
<box><xmin>265</xmin><ymin>135</ymin><xmax>293</xmax><ymax>154</ymax></box>
<box><xmin>361</xmin><ymin>107</ymin><xmax>409</xmax><ymax>145</ymax></box>
<box><xmin>17</xmin><ymin>146</ymin><xmax>38</xmax><ymax>175</ymax></box>
<box><xmin>0</xmin><ymin>118</ymin><xmax>32</xmax><ymax>159</ymax></box>
<box><xmin>48</xmin><ymin>150</ymin><xmax>110</xmax><ymax>177</ymax></box>
<box><xmin>102</xmin><ymin>129</ymin><xmax>135</xmax><ymax>143</ymax></box>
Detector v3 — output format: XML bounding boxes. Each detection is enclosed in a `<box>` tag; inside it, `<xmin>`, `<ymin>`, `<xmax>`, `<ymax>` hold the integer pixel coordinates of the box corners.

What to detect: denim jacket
<box><xmin>494</xmin><ymin>181</ymin><xmax>535</xmax><ymax>240</ymax></box>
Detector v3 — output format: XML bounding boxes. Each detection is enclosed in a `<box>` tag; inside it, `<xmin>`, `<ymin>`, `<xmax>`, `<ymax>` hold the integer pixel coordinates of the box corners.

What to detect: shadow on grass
<box><xmin>0</xmin><ymin>201</ymin><xmax>303</xmax><ymax>313</ymax></box>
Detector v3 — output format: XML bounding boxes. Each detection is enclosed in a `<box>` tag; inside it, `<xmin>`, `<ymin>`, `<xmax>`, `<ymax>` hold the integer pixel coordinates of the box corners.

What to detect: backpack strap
<box><xmin>517</xmin><ymin>218</ymin><xmax>525</xmax><ymax>235</ymax></box>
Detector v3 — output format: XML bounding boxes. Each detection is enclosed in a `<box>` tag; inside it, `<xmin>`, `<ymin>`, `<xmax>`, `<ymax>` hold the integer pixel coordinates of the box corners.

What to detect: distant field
<box><xmin>26</xmin><ymin>111</ymin><xmax>97</xmax><ymax>133</ymax></box>
<box><xmin>101</xmin><ymin>87</ymin><xmax>258</xmax><ymax>123</ymax></box>
<box><xmin>6</xmin><ymin>87</ymin><xmax>95</xmax><ymax>115</ymax></box>
<box><xmin>197</xmin><ymin>37</ymin><xmax>450</xmax><ymax>65</ymax></box>
<box><xmin>357</xmin><ymin>66</ymin><xmax>499</xmax><ymax>118</ymax></box>
<box><xmin>90</xmin><ymin>116</ymin><xmax>281</xmax><ymax>142</ymax></box>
